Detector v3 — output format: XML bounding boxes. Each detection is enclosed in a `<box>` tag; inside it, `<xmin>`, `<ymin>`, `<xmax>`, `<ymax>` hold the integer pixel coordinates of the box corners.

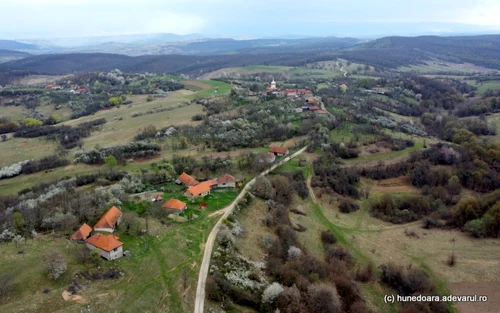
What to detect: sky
<box><xmin>2</xmin><ymin>0</ymin><xmax>500</xmax><ymax>41</ymax></box>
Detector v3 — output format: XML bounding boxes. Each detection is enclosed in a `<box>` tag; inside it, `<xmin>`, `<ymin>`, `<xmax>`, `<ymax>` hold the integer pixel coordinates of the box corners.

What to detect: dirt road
<box><xmin>194</xmin><ymin>146</ymin><xmax>307</xmax><ymax>313</ymax></box>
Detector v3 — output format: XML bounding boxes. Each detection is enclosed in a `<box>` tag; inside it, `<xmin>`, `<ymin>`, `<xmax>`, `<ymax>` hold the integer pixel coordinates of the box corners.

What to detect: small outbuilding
<box><xmin>216</xmin><ymin>174</ymin><xmax>236</xmax><ymax>188</ymax></box>
<box><xmin>162</xmin><ymin>198</ymin><xmax>188</xmax><ymax>214</ymax></box>
<box><xmin>94</xmin><ymin>206</ymin><xmax>122</xmax><ymax>233</ymax></box>
<box><xmin>70</xmin><ymin>223</ymin><xmax>93</xmax><ymax>242</ymax></box>
<box><xmin>176</xmin><ymin>172</ymin><xmax>200</xmax><ymax>186</ymax></box>
<box><xmin>270</xmin><ymin>146</ymin><xmax>289</xmax><ymax>156</ymax></box>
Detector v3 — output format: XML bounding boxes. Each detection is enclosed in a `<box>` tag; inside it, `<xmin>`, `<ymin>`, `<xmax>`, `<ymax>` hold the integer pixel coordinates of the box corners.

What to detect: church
<box><xmin>266</xmin><ymin>79</ymin><xmax>313</xmax><ymax>98</ymax></box>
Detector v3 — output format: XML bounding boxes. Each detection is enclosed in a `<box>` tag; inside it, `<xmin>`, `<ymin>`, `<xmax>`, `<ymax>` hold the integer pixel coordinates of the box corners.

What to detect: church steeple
<box><xmin>270</xmin><ymin>79</ymin><xmax>276</xmax><ymax>90</ymax></box>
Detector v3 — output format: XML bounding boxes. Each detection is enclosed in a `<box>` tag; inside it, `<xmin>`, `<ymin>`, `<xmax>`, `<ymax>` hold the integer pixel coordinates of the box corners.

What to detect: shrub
<box><xmin>355</xmin><ymin>263</ymin><xmax>374</xmax><ymax>283</ymax></box>
<box><xmin>325</xmin><ymin>247</ymin><xmax>352</xmax><ymax>266</ymax></box>
<box><xmin>339</xmin><ymin>198</ymin><xmax>360</xmax><ymax>213</ymax></box>
<box><xmin>307</xmin><ymin>283</ymin><xmax>342</xmax><ymax>313</ymax></box>
<box><xmin>321</xmin><ymin>230</ymin><xmax>337</xmax><ymax>245</ymax></box>
<box><xmin>44</xmin><ymin>250</ymin><xmax>67</xmax><ymax>280</ymax></box>
<box><xmin>262</xmin><ymin>282</ymin><xmax>284</xmax><ymax>304</ymax></box>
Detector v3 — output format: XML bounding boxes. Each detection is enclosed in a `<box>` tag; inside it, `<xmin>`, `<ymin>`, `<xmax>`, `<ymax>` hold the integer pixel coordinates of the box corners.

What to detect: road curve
<box><xmin>194</xmin><ymin>146</ymin><xmax>308</xmax><ymax>313</ymax></box>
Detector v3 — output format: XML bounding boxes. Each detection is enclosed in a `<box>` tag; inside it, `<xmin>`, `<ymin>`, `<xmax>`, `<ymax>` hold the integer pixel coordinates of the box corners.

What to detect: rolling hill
<box><xmin>0</xmin><ymin>40</ymin><xmax>39</xmax><ymax>50</ymax></box>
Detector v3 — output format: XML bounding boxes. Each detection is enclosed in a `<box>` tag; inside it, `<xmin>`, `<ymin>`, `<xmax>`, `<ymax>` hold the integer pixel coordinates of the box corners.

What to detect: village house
<box><xmin>270</xmin><ymin>146</ymin><xmax>289</xmax><ymax>156</ymax></box>
<box><xmin>176</xmin><ymin>172</ymin><xmax>199</xmax><ymax>187</ymax></box>
<box><xmin>70</xmin><ymin>223</ymin><xmax>93</xmax><ymax>242</ymax></box>
<box><xmin>309</xmin><ymin>105</ymin><xmax>320</xmax><ymax>111</ymax></box>
<box><xmin>257</xmin><ymin>152</ymin><xmax>276</xmax><ymax>163</ymax></box>
<box><xmin>94</xmin><ymin>206</ymin><xmax>122</xmax><ymax>233</ymax></box>
<box><xmin>216</xmin><ymin>174</ymin><xmax>236</xmax><ymax>188</ymax></box>
<box><xmin>162</xmin><ymin>198</ymin><xmax>188</xmax><ymax>214</ymax></box>
<box><xmin>185</xmin><ymin>180</ymin><xmax>216</xmax><ymax>198</ymax></box>
<box><xmin>85</xmin><ymin>234</ymin><xmax>124</xmax><ymax>260</ymax></box>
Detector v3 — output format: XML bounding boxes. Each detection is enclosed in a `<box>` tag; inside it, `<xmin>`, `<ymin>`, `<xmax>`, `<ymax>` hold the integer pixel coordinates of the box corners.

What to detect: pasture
<box><xmin>0</xmin><ymin>188</ymin><xmax>237</xmax><ymax>313</ymax></box>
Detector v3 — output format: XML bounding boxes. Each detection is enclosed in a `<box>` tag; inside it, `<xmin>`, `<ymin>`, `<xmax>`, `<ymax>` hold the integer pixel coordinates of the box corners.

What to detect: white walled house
<box><xmin>85</xmin><ymin>234</ymin><xmax>124</xmax><ymax>260</ymax></box>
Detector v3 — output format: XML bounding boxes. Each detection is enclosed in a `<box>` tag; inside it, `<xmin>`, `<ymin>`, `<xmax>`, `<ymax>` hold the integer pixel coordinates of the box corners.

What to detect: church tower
<box><xmin>270</xmin><ymin>79</ymin><xmax>276</xmax><ymax>90</ymax></box>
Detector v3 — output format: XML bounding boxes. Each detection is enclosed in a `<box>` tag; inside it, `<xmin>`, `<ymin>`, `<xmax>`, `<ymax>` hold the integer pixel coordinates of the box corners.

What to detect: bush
<box><xmin>325</xmin><ymin>247</ymin><xmax>352</xmax><ymax>266</ymax></box>
<box><xmin>44</xmin><ymin>250</ymin><xmax>67</xmax><ymax>280</ymax></box>
<box><xmin>355</xmin><ymin>263</ymin><xmax>374</xmax><ymax>283</ymax></box>
<box><xmin>321</xmin><ymin>230</ymin><xmax>337</xmax><ymax>245</ymax></box>
<box><xmin>339</xmin><ymin>198</ymin><xmax>360</xmax><ymax>213</ymax></box>
<box><xmin>307</xmin><ymin>283</ymin><xmax>342</xmax><ymax>313</ymax></box>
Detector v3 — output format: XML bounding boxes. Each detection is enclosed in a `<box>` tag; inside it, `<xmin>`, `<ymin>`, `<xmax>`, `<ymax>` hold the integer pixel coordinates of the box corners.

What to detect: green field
<box><xmin>231</xmin><ymin>65</ymin><xmax>292</xmax><ymax>72</ymax></box>
<box><xmin>397</xmin><ymin>61</ymin><xmax>495</xmax><ymax>74</ymax></box>
<box><xmin>475</xmin><ymin>81</ymin><xmax>500</xmax><ymax>94</ymax></box>
<box><xmin>185</xmin><ymin>80</ymin><xmax>232</xmax><ymax>99</ymax></box>
<box><xmin>0</xmin><ymin>137</ymin><xmax>59</xmax><ymax>167</ymax></box>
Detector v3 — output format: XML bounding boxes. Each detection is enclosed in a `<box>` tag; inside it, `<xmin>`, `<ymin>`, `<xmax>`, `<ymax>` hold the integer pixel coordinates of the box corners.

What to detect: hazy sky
<box><xmin>2</xmin><ymin>0</ymin><xmax>500</xmax><ymax>39</ymax></box>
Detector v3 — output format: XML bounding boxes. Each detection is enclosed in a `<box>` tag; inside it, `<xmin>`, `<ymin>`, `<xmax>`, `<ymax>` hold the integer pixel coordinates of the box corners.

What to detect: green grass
<box><xmin>0</xmin><ymin>183</ymin><xmax>238</xmax><ymax>312</ymax></box>
<box><xmin>476</xmin><ymin>81</ymin><xmax>500</xmax><ymax>94</ymax></box>
<box><xmin>186</xmin><ymin>80</ymin><xmax>232</xmax><ymax>99</ymax></box>
<box><xmin>231</xmin><ymin>65</ymin><xmax>292</xmax><ymax>72</ymax></box>
<box><xmin>345</xmin><ymin>140</ymin><xmax>424</xmax><ymax>163</ymax></box>
<box><xmin>0</xmin><ymin>137</ymin><xmax>59</xmax><ymax>167</ymax></box>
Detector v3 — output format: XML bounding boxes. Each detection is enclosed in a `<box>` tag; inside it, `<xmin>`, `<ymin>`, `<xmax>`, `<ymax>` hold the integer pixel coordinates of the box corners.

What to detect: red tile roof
<box><xmin>315</xmin><ymin>110</ymin><xmax>329</xmax><ymax>114</ymax></box>
<box><xmin>94</xmin><ymin>206</ymin><xmax>122</xmax><ymax>229</ymax></box>
<box><xmin>309</xmin><ymin>106</ymin><xmax>320</xmax><ymax>111</ymax></box>
<box><xmin>70</xmin><ymin>223</ymin><xmax>92</xmax><ymax>241</ymax></box>
<box><xmin>86</xmin><ymin>234</ymin><xmax>123</xmax><ymax>252</ymax></box>
<box><xmin>339</xmin><ymin>84</ymin><xmax>347</xmax><ymax>89</ymax></box>
<box><xmin>186</xmin><ymin>180</ymin><xmax>215</xmax><ymax>196</ymax></box>
<box><xmin>216</xmin><ymin>174</ymin><xmax>236</xmax><ymax>184</ymax></box>
<box><xmin>162</xmin><ymin>198</ymin><xmax>187</xmax><ymax>211</ymax></box>
<box><xmin>177</xmin><ymin>172</ymin><xmax>199</xmax><ymax>186</ymax></box>
<box><xmin>270</xmin><ymin>146</ymin><xmax>289</xmax><ymax>155</ymax></box>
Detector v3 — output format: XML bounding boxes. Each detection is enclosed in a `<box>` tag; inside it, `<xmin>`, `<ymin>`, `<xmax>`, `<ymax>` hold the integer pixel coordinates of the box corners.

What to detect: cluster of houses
<box><xmin>159</xmin><ymin>173</ymin><xmax>238</xmax><ymax>214</ymax></box>
<box><xmin>71</xmin><ymin>206</ymin><xmax>124</xmax><ymax>261</ymax></box>
<box><xmin>44</xmin><ymin>83</ymin><xmax>88</xmax><ymax>94</ymax></box>
<box><xmin>266</xmin><ymin>79</ymin><xmax>314</xmax><ymax>98</ymax></box>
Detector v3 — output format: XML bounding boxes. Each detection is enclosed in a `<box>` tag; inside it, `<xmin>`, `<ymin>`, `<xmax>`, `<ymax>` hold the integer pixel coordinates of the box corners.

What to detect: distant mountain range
<box><xmin>0</xmin><ymin>40</ymin><xmax>39</xmax><ymax>51</ymax></box>
<box><xmin>1</xmin><ymin>34</ymin><xmax>500</xmax><ymax>84</ymax></box>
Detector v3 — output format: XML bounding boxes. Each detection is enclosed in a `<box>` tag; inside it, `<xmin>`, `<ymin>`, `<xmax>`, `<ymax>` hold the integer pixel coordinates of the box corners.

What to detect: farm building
<box><xmin>216</xmin><ymin>174</ymin><xmax>236</xmax><ymax>188</ymax></box>
<box><xmin>176</xmin><ymin>172</ymin><xmax>199</xmax><ymax>186</ymax></box>
<box><xmin>150</xmin><ymin>192</ymin><xmax>164</xmax><ymax>202</ymax></box>
<box><xmin>309</xmin><ymin>105</ymin><xmax>320</xmax><ymax>111</ymax></box>
<box><xmin>85</xmin><ymin>234</ymin><xmax>124</xmax><ymax>260</ymax></box>
<box><xmin>94</xmin><ymin>206</ymin><xmax>122</xmax><ymax>233</ymax></box>
<box><xmin>257</xmin><ymin>152</ymin><xmax>276</xmax><ymax>163</ymax></box>
<box><xmin>185</xmin><ymin>180</ymin><xmax>216</xmax><ymax>198</ymax></box>
<box><xmin>270</xmin><ymin>146</ymin><xmax>289</xmax><ymax>156</ymax></box>
<box><xmin>162</xmin><ymin>198</ymin><xmax>188</xmax><ymax>214</ymax></box>
<box><xmin>70</xmin><ymin>223</ymin><xmax>93</xmax><ymax>242</ymax></box>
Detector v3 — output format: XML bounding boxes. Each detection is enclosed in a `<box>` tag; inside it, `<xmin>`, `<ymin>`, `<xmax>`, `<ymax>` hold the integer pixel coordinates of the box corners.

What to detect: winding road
<box><xmin>194</xmin><ymin>146</ymin><xmax>307</xmax><ymax>313</ymax></box>
<box><xmin>336</xmin><ymin>60</ymin><xmax>348</xmax><ymax>77</ymax></box>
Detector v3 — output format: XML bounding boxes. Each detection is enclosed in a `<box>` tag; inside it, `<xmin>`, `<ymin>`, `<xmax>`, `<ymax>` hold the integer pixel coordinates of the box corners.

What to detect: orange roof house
<box><xmin>339</xmin><ymin>84</ymin><xmax>347</xmax><ymax>90</ymax></box>
<box><xmin>162</xmin><ymin>198</ymin><xmax>188</xmax><ymax>213</ymax></box>
<box><xmin>309</xmin><ymin>106</ymin><xmax>320</xmax><ymax>111</ymax></box>
<box><xmin>185</xmin><ymin>180</ymin><xmax>215</xmax><ymax>198</ymax></box>
<box><xmin>70</xmin><ymin>223</ymin><xmax>93</xmax><ymax>241</ymax></box>
<box><xmin>176</xmin><ymin>172</ymin><xmax>199</xmax><ymax>186</ymax></box>
<box><xmin>94</xmin><ymin>206</ymin><xmax>122</xmax><ymax>233</ymax></box>
<box><xmin>270</xmin><ymin>146</ymin><xmax>289</xmax><ymax>156</ymax></box>
<box><xmin>216</xmin><ymin>174</ymin><xmax>236</xmax><ymax>187</ymax></box>
<box><xmin>85</xmin><ymin>234</ymin><xmax>124</xmax><ymax>260</ymax></box>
